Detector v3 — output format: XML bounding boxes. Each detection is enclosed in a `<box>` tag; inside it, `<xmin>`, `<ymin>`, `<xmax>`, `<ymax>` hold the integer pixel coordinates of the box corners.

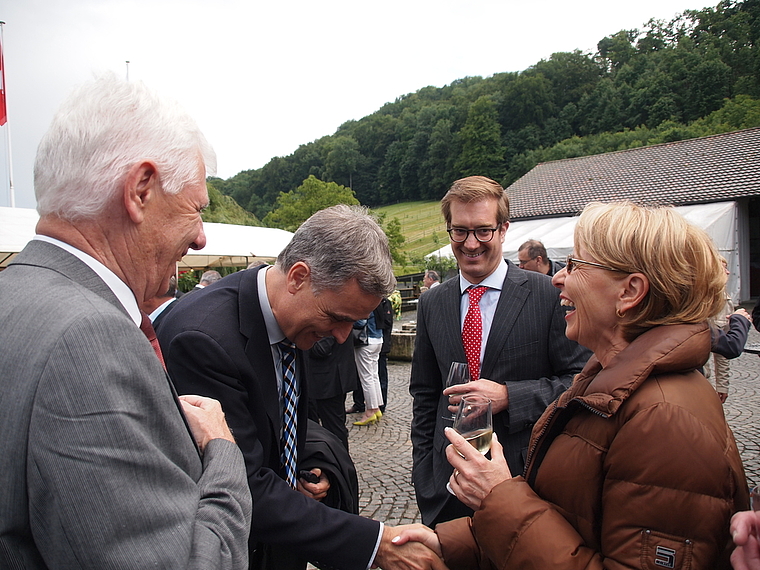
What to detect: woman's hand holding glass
<box><xmin>444</xmin><ymin>427</ymin><xmax>512</xmax><ymax>511</ymax></box>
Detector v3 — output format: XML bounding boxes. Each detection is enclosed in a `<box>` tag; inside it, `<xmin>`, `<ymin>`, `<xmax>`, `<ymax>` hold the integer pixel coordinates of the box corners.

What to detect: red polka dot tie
<box><xmin>462</xmin><ymin>286</ymin><xmax>487</xmax><ymax>380</ymax></box>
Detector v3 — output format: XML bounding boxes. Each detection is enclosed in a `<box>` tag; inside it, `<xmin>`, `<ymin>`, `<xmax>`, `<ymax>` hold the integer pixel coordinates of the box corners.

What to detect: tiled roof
<box><xmin>506</xmin><ymin>127</ymin><xmax>760</xmax><ymax>220</ymax></box>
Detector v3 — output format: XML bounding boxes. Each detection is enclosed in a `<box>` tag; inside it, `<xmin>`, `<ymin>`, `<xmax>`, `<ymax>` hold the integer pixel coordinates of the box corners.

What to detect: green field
<box><xmin>373</xmin><ymin>201</ymin><xmax>448</xmax><ymax>268</ymax></box>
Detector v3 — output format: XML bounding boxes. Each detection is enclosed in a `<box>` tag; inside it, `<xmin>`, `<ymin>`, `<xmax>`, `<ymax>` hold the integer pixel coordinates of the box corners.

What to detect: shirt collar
<box><xmin>257</xmin><ymin>265</ymin><xmax>288</xmax><ymax>345</ymax></box>
<box><xmin>458</xmin><ymin>258</ymin><xmax>508</xmax><ymax>294</ymax></box>
<box><xmin>34</xmin><ymin>235</ymin><xmax>141</xmax><ymax>326</ymax></box>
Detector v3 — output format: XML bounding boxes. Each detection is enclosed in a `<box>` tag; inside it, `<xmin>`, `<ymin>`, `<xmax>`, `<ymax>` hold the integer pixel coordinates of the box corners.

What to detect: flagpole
<box><xmin>0</xmin><ymin>21</ymin><xmax>14</xmax><ymax>208</ymax></box>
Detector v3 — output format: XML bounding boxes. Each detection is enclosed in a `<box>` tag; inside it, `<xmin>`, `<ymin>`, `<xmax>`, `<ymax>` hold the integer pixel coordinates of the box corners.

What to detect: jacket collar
<box><xmin>561</xmin><ymin>322</ymin><xmax>712</xmax><ymax>417</ymax></box>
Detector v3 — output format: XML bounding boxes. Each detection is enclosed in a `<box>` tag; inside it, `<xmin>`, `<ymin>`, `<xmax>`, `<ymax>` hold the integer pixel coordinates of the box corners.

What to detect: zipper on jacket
<box><xmin>524</xmin><ymin>398</ymin><xmax>610</xmax><ymax>488</ymax></box>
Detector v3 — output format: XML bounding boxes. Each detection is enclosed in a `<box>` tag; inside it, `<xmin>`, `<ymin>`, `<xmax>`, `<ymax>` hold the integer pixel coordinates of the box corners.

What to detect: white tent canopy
<box><xmin>0</xmin><ymin>206</ymin><xmax>294</xmax><ymax>269</ymax></box>
<box><xmin>428</xmin><ymin>201</ymin><xmax>741</xmax><ymax>301</ymax></box>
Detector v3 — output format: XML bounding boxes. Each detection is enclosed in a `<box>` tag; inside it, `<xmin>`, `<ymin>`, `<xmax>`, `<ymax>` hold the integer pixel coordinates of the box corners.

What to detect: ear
<box><xmin>123</xmin><ymin>161</ymin><xmax>160</xmax><ymax>224</ymax></box>
<box><xmin>498</xmin><ymin>221</ymin><xmax>509</xmax><ymax>242</ymax></box>
<box><xmin>618</xmin><ymin>273</ymin><xmax>649</xmax><ymax>315</ymax></box>
<box><xmin>285</xmin><ymin>261</ymin><xmax>311</xmax><ymax>295</ymax></box>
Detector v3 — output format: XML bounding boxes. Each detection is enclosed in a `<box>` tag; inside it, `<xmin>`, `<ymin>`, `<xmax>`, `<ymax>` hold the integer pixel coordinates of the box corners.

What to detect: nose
<box><xmin>551</xmin><ymin>266</ymin><xmax>566</xmax><ymax>289</ymax></box>
<box><xmin>463</xmin><ymin>231</ymin><xmax>481</xmax><ymax>248</ymax></box>
<box><xmin>332</xmin><ymin>322</ymin><xmax>354</xmax><ymax>344</ymax></box>
<box><xmin>190</xmin><ymin>221</ymin><xmax>207</xmax><ymax>251</ymax></box>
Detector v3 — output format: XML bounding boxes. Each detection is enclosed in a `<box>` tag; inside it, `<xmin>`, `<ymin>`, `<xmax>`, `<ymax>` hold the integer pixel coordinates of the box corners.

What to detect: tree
<box><xmin>453</xmin><ymin>95</ymin><xmax>505</xmax><ymax>180</ymax></box>
<box><xmin>263</xmin><ymin>175</ymin><xmax>358</xmax><ymax>231</ymax></box>
<box><xmin>203</xmin><ymin>183</ymin><xmax>261</xmax><ymax>226</ymax></box>
<box><xmin>375</xmin><ymin>212</ymin><xmax>407</xmax><ymax>267</ymax></box>
<box><xmin>325</xmin><ymin>136</ymin><xmax>361</xmax><ymax>188</ymax></box>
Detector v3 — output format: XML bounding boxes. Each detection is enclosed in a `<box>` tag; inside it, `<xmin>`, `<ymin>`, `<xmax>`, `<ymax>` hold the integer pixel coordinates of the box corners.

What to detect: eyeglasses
<box><xmin>565</xmin><ymin>256</ymin><xmax>626</xmax><ymax>274</ymax></box>
<box><xmin>518</xmin><ymin>257</ymin><xmax>537</xmax><ymax>267</ymax></box>
<box><xmin>447</xmin><ymin>225</ymin><xmax>502</xmax><ymax>243</ymax></box>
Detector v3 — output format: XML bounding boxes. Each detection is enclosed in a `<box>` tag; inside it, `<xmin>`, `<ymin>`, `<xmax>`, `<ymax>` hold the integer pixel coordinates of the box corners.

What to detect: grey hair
<box><xmin>277</xmin><ymin>205</ymin><xmax>396</xmax><ymax>297</ymax></box>
<box><xmin>200</xmin><ymin>270</ymin><xmax>222</xmax><ymax>285</ymax></box>
<box><xmin>34</xmin><ymin>72</ymin><xmax>215</xmax><ymax>221</ymax></box>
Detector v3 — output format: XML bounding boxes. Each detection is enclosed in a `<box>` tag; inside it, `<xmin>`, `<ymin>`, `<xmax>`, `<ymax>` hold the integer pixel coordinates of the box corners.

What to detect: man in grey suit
<box><xmin>410</xmin><ymin>176</ymin><xmax>590</xmax><ymax>527</ymax></box>
<box><xmin>0</xmin><ymin>74</ymin><xmax>251</xmax><ymax>569</ymax></box>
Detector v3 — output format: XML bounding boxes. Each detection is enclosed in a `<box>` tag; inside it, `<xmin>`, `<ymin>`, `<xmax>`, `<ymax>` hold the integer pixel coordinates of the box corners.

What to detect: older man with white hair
<box><xmin>0</xmin><ymin>74</ymin><xmax>251</xmax><ymax>569</ymax></box>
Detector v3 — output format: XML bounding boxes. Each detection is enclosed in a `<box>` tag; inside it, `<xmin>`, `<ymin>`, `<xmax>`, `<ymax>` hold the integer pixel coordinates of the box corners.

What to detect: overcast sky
<box><xmin>1</xmin><ymin>0</ymin><xmax>713</xmax><ymax>209</ymax></box>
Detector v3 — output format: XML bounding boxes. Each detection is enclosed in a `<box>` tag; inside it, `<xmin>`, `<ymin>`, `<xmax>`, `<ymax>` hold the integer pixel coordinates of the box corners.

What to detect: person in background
<box><xmin>0</xmin><ymin>73</ymin><xmax>251</xmax><ymax>569</ymax></box>
<box><xmin>158</xmin><ymin>205</ymin><xmax>444</xmax><ymax>570</ymax></box>
<box><xmin>346</xmin><ymin>297</ymin><xmax>394</xmax><ymax>415</ymax></box>
<box><xmin>187</xmin><ymin>269</ymin><xmax>222</xmax><ymax>293</ymax></box>
<box><xmin>704</xmin><ymin>256</ymin><xmax>749</xmax><ymax>403</ymax></box>
<box><xmin>517</xmin><ymin>239</ymin><xmax>566</xmax><ymax>276</ymax></box>
<box><xmin>307</xmin><ymin>335</ymin><xmax>357</xmax><ymax>449</ymax></box>
<box><xmin>376</xmin><ymin>297</ymin><xmax>394</xmax><ymax>413</ymax></box>
<box><xmin>423</xmin><ymin>270</ymin><xmax>441</xmax><ymax>290</ymax></box>
<box><xmin>410</xmin><ymin>176</ymin><xmax>590</xmax><ymax>527</ymax></box>
<box><xmin>396</xmin><ymin>201</ymin><xmax>747</xmax><ymax>570</ymax></box>
<box><xmin>752</xmin><ymin>297</ymin><xmax>760</xmax><ymax>332</ymax></box>
<box><xmin>707</xmin><ymin>257</ymin><xmax>751</xmax><ymax>403</ymax></box>
<box><xmin>352</xmin><ymin>311</ymin><xmax>384</xmax><ymax>426</ymax></box>
<box><xmin>142</xmin><ymin>274</ymin><xmax>180</xmax><ymax>328</ymax></box>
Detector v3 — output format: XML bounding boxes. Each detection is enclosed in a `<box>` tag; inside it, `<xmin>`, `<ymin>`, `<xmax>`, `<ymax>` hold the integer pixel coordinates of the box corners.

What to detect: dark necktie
<box><xmin>278</xmin><ymin>341</ymin><xmax>299</xmax><ymax>488</ymax></box>
<box><xmin>462</xmin><ymin>286</ymin><xmax>487</xmax><ymax>380</ymax></box>
<box><xmin>139</xmin><ymin>311</ymin><xmax>166</xmax><ymax>370</ymax></box>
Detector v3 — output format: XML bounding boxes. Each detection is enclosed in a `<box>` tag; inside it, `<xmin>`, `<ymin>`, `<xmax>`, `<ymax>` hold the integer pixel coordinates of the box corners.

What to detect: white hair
<box><xmin>34</xmin><ymin>72</ymin><xmax>215</xmax><ymax>220</ymax></box>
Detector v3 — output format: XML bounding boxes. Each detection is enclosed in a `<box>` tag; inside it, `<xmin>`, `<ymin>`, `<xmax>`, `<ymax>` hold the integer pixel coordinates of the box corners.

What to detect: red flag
<box><xmin>0</xmin><ymin>37</ymin><xmax>7</xmax><ymax>126</ymax></box>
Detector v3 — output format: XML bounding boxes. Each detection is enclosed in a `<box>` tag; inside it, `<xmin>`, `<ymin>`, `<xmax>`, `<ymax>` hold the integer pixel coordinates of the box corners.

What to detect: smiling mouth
<box><xmin>461</xmin><ymin>251</ymin><xmax>483</xmax><ymax>259</ymax></box>
<box><xmin>560</xmin><ymin>298</ymin><xmax>576</xmax><ymax>314</ymax></box>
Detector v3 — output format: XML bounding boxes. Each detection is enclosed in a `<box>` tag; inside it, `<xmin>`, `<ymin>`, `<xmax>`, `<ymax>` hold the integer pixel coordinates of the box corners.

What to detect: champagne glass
<box><xmin>442</xmin><ymin>361</ymin><xmax>471</xmax><ymax>420</ymax></box>
<box><xmin>453</xmin><ymin>395</ymin><xmax>493</xmax><ymax>456</ymax></box>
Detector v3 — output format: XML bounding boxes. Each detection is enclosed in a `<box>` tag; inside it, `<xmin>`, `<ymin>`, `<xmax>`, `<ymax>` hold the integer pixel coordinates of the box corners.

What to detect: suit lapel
<box><xmin>481</xmin><ymin>264</ymin><xmax>530</xmax><ymax>378</ymax></box>
<box><xmin>438</xmin><ymin>278</ymin><xmax>468</xmax><ymax>364</ymax></box>
<box><xmin>239</xmin><ymin>266</ymin><xmax>282</xmax><ymax>437</ymax></box>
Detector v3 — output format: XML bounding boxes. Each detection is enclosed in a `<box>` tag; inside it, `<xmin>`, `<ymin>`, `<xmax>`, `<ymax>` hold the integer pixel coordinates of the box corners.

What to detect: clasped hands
<box><xmin>390</xmin><ymin>427</ymin><xmax>513</xmax><ymax>565</ymax></box>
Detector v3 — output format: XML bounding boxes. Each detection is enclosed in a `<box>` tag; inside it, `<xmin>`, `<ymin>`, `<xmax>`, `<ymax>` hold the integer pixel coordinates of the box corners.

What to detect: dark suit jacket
<box><xmin>157</xmin><ymin>266</ymin><xmax>380</xmax><ymax>570</ymax></box>
<box><xmin>151</xmin><ymin>296</ymin><xmax>178</xmax><ymax>329</ymax></box>
<box><xmin>0</xmin><ymin>240</ymin><xmax>251</xmax><ymax>569</ymax></box>
<box><xmin>306</xmin><ymin>336</ymin><xmax>357</xmax><ymax>400</ymax></box>
<box><xmin>409</xmin><ymin>262</ymin><xmax>591</xmax><ymax>526</ymax></box>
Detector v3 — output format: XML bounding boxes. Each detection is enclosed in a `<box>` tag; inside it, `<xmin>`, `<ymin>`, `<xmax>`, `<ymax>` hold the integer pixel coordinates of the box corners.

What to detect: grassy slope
<box><xmin>372</xmin><ymin>201</ymin><xmax>448</xmax><ymax>268</ymax></box>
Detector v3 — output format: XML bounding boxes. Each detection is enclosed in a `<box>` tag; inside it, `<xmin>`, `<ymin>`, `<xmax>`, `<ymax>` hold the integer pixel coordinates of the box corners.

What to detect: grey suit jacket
<box><xmin>410</xmin><ymin>262</ymin><xmax>591</xmax><ymax>526</ymax></box>
<box><xmin>0</xmin><ymin>240</ymin><xmax>251</xmax><ymax>569</ymax></box>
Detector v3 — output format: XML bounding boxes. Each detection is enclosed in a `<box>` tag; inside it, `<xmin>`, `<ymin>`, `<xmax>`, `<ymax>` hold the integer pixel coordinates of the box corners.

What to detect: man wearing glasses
<box><xmin>517</xmin><ymin>239</ymin><xmax>567</xmax><ymax>276</ymax></box>
<box><xmin>409</xmin><ymin>176</ymin><xmax>590</xmax><ymax>527</ymax></box>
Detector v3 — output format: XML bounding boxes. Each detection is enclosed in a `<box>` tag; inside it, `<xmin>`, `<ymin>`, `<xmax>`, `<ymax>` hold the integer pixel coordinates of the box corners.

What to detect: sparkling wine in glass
<box><xmin>453</xmin><ymin>395</ymin><xmax>493</xmax><ymax>455</ymax></box>
<box><xmin>443</xmin><ymin>361</ymin><xmax>471</xmax><ymax>420</ymax></box>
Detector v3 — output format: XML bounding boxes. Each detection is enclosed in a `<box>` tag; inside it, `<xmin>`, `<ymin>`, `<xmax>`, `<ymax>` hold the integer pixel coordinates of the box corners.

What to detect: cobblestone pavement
<box><xmin>346</xmin><ymin>323</ymin><xmax>760</xmax><ymax>525</ymax></box>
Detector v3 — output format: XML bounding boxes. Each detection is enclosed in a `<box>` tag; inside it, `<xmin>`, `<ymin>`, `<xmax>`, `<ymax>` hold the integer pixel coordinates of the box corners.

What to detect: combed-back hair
<box><xmin>441</xmin><ymin>176</ymin><xmax>510</xmax><ymax>225</ymax></box>
<box><xmin>34</xmin><ymin>72</ymin><xmax>215</xmax><ymax>221</ymax></box>
<box><xmin>575</xmin><ymin>201</ymin><xmax>725</xmax><ymax>340</ymax></box>
<box><xmin>277</xmin><ymin>205</ymin><xmax>396</xmax><ymax>297</ymax></box>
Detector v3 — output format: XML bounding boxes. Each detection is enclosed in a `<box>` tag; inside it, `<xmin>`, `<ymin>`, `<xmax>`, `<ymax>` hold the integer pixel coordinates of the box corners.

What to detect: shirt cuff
<box><xmin>368</xmin><ymin>521</ymin><xmax>384</xmax><ymax>569</ymax></box>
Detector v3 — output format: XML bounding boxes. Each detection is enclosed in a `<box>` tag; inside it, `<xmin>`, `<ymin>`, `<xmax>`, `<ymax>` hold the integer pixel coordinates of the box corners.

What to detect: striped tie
<box><xmin>278</xmin><ymin>341</ymin><xmax>299</xmax><ymax>488</ymax></box>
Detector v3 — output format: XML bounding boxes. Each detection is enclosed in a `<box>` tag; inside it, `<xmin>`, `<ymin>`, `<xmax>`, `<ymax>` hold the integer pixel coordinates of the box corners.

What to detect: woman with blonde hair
<box><xmin>394</xmin><ymin>201</ymin><xmax>748</xmax><ymax>569</ymax></box>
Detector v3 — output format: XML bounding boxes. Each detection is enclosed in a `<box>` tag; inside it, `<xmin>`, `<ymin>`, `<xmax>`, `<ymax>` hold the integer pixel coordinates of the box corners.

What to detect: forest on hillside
<box><xmin>210</xmin><ymin>0</ymin><xmax>760</xmax><ymax>223</ymax></box>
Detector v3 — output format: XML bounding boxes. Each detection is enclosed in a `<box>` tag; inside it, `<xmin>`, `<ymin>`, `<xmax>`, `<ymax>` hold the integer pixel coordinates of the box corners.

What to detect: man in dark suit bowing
<box><xmin>410</xmin><ymin>176</ymin><xmax>591</xmax><ymax>527</ymax></box>
<box><xmin>158</xmin><ymin>204</ymin><xmax>445</xmax><ymax>570</ymax></box>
